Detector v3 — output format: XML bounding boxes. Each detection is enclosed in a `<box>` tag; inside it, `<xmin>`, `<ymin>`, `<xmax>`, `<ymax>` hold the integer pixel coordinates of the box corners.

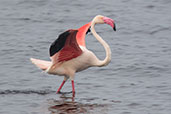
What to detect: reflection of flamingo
<box><xmin>30</xmin><ymin>15</ymin><xmax>116</xmax><ymax>96</ymax></box>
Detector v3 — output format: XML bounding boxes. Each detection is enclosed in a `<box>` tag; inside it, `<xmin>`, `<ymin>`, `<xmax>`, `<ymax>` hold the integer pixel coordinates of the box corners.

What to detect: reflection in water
<box><xmin>48</xmin><ymin>94</ymin><xmax>108</xmax><ymax>114</ymax></box>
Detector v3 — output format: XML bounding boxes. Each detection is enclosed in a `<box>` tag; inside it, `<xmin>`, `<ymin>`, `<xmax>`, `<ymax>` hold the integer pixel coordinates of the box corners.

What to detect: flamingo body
<box><xmin>31</xmin><ymin>46</ymin><xmax>98</xmax><ymax>76</ymax></box>
<box><xmin>30</xmin><ymin>15</ymin><xmax>116</xmax><ymax>96</ymax></box>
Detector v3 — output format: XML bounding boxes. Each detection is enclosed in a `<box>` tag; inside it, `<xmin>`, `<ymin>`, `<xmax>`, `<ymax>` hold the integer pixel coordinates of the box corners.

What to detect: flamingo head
<box><xmin>93</xmin><ymin>15</ymin><xmax>116</xmax><ymax>31</ymax></box>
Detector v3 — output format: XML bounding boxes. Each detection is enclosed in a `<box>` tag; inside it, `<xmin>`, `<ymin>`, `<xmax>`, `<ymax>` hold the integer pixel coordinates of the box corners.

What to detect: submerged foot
<box><xmin>72</xmin><ymin>91</ymin><xmax>75</xmax><ymax>97</ymax></box>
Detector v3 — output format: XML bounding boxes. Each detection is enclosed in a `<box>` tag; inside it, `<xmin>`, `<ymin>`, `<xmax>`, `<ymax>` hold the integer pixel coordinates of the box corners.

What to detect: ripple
<box><xmin>149</xmin><ymin>27</ymin><xmax>170</xmax><ymax>35</ymax></box>
<box><xmin>145</xmin><ymin>5</ymin><xmax>155</xmax><ymax>9</ymax></box>
<box><xmin>110</xmin><ymin>100</ymin><xmax>122</xmax><ymax>103</ymax></box>
<box><xmin>147</xmin><ymin>65</ymin><xmax>166</xmax><ymax>71</ymax></box>
<box><xmin>0</xmin><ymin>89</ymin><xmax>55</xmax><ymax>95</ymax></box>
<box><xmin>159</xmin><ymin>92</ymin><xmax>171</xmax><ymax>96</ymax></box>
<box><xmin>127</xmin><ymin>102</ymin><xmax>141</xmax><ymax>107</ymax></box>
<box><xmin>16</xmin><ymin>17</ymin><xmax>31</xmax><ymax>21</ymax></box>
<box><xmin>1</xmin><ymin>17</ymin><xmax>32</xmax><ymax>21</ymax></box>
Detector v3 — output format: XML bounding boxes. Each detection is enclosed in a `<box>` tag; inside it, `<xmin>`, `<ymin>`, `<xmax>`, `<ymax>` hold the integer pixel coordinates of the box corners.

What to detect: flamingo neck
<box><xmin>91</xmin><ymin>21</ymin><xmax>111</xmax><ymax>67</ymax></box>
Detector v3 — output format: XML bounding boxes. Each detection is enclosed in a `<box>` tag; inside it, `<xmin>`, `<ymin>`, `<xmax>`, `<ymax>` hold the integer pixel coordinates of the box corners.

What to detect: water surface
<box><xmin>0</xmin><ymin>0</ymin><xmax>171</xmax><ymax>114</ymax></box>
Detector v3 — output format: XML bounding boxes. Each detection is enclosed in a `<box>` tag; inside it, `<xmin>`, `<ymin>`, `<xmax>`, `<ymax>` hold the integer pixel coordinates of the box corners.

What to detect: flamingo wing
<box><xmin>49</xmin><ymin>22</ymin><xmax>91</xmax><ymax>64</ymax></box>
<box><xmin>50</xmin><ymin>30</ymin><xmax>82</xmax><ymax>64</ymax></box>
<box><xmin>76</xmin><ymin>22</ymin><xmax>91</xmax><ymax>47</ymax></box>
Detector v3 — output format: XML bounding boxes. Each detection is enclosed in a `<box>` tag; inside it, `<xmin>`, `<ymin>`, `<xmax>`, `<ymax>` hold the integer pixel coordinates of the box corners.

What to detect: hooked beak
<box><xmin>102</xmin><ymin>16</ymin><xmax>116</xmax><ymax>31</ymax></box>
<box><xmin>113</xmin><ymin>23</ymin><xmax>116</xmax><ymax>31</ymax></box>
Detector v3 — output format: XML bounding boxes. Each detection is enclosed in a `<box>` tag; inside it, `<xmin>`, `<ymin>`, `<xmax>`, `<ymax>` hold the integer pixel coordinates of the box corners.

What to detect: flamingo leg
<box><xmin>72</xmin><ymin>80</ymin><xmax>75</xmax><ymax>97</ymax></box>
<box><xmin>56</xmin><ymin>80</ymin><xmax>66</xmax><ymax>93</ymax></box>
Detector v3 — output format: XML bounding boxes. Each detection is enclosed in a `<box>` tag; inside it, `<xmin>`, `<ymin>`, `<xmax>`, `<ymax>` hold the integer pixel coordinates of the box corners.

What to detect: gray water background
<box><xmin>0</xmin><ymin>0</ymin><xmax>171</xmax><ymax>114</ymax></box>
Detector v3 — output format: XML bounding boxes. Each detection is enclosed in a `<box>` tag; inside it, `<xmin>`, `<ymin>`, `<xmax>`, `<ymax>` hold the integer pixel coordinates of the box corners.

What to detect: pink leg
<box><xmin>56</xmin><ymin>80</ymin><xmax>66</xmax><ymax>93</ymax></box>
<box><xmin>72</xmin><ymin>80</ymin><xmax>75</xmax><ymax>97</ymax></box>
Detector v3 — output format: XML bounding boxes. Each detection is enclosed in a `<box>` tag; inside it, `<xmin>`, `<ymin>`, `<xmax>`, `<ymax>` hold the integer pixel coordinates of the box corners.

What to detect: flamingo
<box><xmin>30</xmin><ymin>15</ymin><xmax>116</xmax><ymax>96</ymax></box>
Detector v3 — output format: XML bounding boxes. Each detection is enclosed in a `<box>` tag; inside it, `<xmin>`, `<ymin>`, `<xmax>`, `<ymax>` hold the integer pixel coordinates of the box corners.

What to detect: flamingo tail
<box><xmin>30</xmin><ymin>58</ymin><xmax>51</xmax><ymax>70</ymax></box>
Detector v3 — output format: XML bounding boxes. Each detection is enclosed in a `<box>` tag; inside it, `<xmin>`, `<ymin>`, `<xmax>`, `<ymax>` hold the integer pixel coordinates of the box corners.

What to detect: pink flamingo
<box><xmin>30</xmin><ymin>15</ymin><xmax>116</xmax><ymax>96</ymax></box>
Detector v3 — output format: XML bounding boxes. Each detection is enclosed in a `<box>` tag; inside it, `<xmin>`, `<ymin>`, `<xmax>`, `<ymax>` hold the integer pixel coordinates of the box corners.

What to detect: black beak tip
<box><xmin>113</xmin><ymin>23</ymin><xmax>116</xmax><ymax>31</ymax></box>
<box><xmin>113</xmin><ymin>27</ymin><xmax>116</xmax><ymax>31</ymax></box>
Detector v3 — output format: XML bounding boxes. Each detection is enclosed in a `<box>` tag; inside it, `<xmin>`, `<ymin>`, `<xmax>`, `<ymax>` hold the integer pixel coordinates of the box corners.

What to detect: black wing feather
<box><xmin>86</xmin><ymin>27</ymin><xmax>91</xmax><ymax>34</ymax></box>
<box><xmin>49</xmin><ymin>31</ymin><xmax>70</xmax><ymax>57</ymax></box>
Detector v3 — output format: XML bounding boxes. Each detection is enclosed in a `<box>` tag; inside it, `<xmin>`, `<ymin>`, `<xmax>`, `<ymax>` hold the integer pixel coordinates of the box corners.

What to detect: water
<box><xmin>0</xmin><ymin>0</ymin><xmax>171</xmax><ymax>113</ymax></box>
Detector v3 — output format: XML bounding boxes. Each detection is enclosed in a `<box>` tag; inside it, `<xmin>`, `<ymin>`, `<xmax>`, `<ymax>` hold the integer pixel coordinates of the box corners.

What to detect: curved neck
<box><xmin>91</xmin><ymin>21</ymin><xmax>111</xmax><ymax>67</ymax></box>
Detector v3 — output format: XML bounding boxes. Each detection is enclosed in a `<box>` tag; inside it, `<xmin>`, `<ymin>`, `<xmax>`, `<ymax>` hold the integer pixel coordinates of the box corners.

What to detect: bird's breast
<box><xmin>64</xmin><ymin>46</ymin><xmax>93</xmax><ymax>72</ymax></box>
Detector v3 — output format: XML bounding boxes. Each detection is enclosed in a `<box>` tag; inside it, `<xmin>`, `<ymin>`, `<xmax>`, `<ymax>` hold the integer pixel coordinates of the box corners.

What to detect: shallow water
<box><xmin>0</xmin><ymin>0</ymin><xmax>171</xmax><ymax>114</ymax></box>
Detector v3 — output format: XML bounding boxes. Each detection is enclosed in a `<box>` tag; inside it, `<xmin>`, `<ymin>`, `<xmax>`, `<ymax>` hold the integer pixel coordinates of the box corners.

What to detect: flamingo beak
<box><xmin>113</xmin><ymin>23</ymin><xmax>116</xmax><ymax>31</ymax></box>
<box><xmin>103</xmin><ymin>17</ymin><xmax>116</xmax><ymax>31</ymax></box>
